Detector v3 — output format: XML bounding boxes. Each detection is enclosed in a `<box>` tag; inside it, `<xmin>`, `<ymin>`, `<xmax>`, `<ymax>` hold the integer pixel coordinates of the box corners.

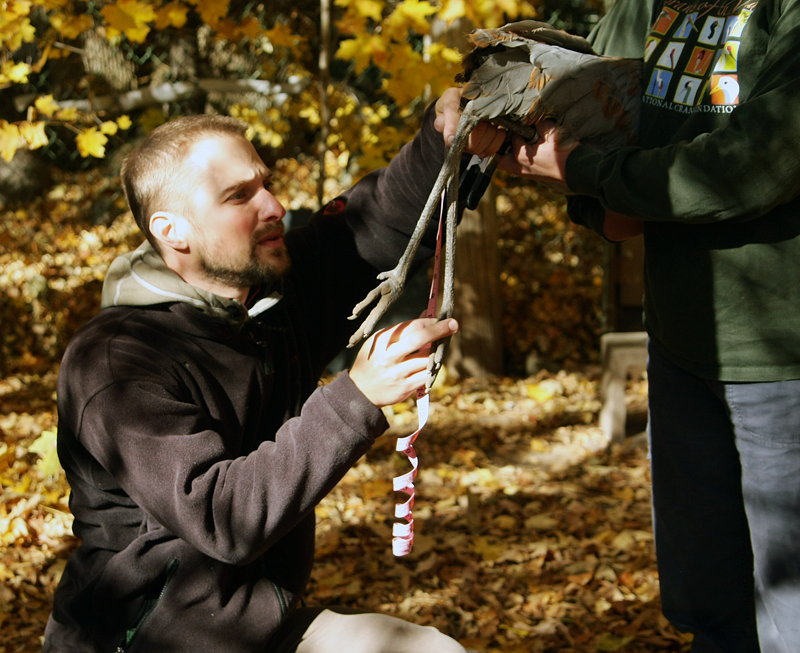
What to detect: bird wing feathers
<box><xmin>466</xmin><ymin>20</ymin><xmax>597</xmax><ymax>56</ymax></box>
<box><xmin>459</xmin><ymin>22</ymin><xmax>643</xmax><ymax>149</ymax></box>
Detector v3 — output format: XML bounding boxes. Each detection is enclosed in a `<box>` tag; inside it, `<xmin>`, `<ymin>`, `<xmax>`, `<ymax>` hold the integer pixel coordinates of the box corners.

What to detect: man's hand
<box><xmin>498</xmin><ymin>120</ymin><xmax>577</xmax><ymax>191</ymax></box>
<box><xmin>349</xmin><ymin>318</ymin><xmax>459</xmax><ymax>408</ymax></box>
<box><xmin>435</xmin><ymin>93</ymin><xmax>577</xmax><ymax>190</ymax></box>
<box><xmin>434</xmin><ymin>87</ymin><xmax>507</xmax><ymax>158</ymax></box>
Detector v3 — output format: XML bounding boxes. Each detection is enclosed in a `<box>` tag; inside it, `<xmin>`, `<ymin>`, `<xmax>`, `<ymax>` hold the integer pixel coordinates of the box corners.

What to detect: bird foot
<box><xmin>425</xmin><ymin>332</ymin><xmax>452</xmax><ymax>392</ymax></box>
<box><xmin>347</xmin><ymin>269</ymin><xmax>405</xmax><ymax>347</ymax></box>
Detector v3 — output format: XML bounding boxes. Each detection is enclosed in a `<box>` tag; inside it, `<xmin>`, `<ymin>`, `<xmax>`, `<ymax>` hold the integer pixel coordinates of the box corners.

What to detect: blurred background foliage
<box><xmin>0</xmin><ymin>0</ymin><xmax>610</xmax><ymax>378</ymax></box>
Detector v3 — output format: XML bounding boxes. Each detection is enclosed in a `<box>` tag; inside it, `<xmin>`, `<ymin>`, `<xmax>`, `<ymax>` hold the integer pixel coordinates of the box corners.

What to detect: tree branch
<box><xmin>13</xmin><ymin>77</ymin><xmax>309</xmax><ymax>114</ymax></box>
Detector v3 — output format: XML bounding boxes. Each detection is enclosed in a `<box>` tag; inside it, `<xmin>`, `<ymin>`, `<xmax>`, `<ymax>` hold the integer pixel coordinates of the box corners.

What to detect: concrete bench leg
<box><xmin>599</xmin><ymin>332</ymin><xmax>648</xmax><ymax>443</ymax></box>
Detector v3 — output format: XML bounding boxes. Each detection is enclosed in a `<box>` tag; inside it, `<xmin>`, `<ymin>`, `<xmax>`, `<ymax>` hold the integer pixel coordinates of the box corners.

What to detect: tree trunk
<box><xmin>317</xmin><ymin>0</ymin><xmax>332</xmax><ymax>207</ymax></box>
<box><xmin>445</xmin><ymin>185</ymin><xmax>503</xmax><ymax>379</ymax></box>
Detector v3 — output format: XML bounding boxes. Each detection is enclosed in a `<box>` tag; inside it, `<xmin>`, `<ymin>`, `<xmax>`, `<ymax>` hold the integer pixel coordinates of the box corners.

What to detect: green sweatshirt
<box><xmin>566</xmin><ymin>0</ymin><xmax>800</xmax><ymax>381</ymax></box>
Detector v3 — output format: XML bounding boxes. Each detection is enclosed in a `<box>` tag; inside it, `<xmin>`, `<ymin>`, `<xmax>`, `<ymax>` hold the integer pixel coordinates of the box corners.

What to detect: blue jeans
<box><xmin>648</xmin><ymin>342</ymin><xmax>800</xmax><ymax>653</ymax></box>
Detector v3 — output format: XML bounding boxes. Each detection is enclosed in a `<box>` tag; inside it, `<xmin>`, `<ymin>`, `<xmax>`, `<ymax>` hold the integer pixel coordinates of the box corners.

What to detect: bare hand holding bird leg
<box><xmin>349</xmin><ymin>318</ymin><xmax>459</xmax><ymax>407</ymax></box>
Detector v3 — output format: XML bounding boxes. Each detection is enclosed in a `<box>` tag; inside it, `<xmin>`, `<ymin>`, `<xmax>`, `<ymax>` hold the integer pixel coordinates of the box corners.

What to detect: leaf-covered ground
<box><xmin>0</xmin><ymin>365</ymin><xmax>692</xmax><ymax>653</ymax></box>
<box><xmin>0</xmin><ymin>167</ymin><xmax>687</xmax><ymax>651</ymax></box>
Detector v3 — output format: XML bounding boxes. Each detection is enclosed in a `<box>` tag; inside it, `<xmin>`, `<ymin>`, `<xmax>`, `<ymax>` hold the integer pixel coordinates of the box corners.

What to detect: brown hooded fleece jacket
<box><xmin>43</xmin><ymin>103</ymin><xmax>451</xmax><ymax>653</ymax></box>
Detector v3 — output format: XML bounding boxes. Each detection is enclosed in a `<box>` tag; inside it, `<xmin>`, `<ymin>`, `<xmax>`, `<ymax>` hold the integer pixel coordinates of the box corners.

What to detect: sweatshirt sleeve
<box><xmin>564</xmin><ymin>0</ymin><xmax>653</xmax><ymax>234</ymax></box>
<box><xmin>283</xmin><ymin>100</ymin><xmax>458</xmax><ymax>363</ymax></box>
<box><xmin>566</xmin><ymin>1</ymin><xmax>800</xmax><ymax>224</ymax></box>
<box><xmin>587</xmin><ymin>0</ymin><xmax>654</xmax><ymax>59</ymax></box>
<box><xmin>75</xmin><ymin>371</ymin><xmax>386</xmax><ymax>565</ymax></box>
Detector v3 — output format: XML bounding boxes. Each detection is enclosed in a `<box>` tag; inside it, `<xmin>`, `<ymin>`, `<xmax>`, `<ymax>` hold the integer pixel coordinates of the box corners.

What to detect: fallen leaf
<box><xmin>525</xmin><ymin>514</ymin><xmax>559</xmax><ymax>530</ymax></box>
<box><xmin>29</xmin><ymin>429</ymin><xmax>60</xmax><ymax>477</ymax></box>
<box><xmin>471</xmin><ymin>536</ymin><xmax>505</xmax><ymax>562</ymax></box>
<box><xmin>597</xmin><ymin>632</ymin><xmax>635</xmax><ymax>651</ymax></box>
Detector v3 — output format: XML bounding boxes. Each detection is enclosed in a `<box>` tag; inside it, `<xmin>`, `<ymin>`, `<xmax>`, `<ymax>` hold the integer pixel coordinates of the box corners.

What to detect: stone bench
<box><xmin>599</xmin><ymin>332</ymin><xmax>648</xmax><ymax>443</ymax></box>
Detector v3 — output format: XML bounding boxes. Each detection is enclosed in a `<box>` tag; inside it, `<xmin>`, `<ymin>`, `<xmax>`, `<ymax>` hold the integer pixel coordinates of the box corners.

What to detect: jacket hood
<box><xmin>100</xmin><ymin>242</ymin><xmax>281</xmax><ymax>324</ymax></box>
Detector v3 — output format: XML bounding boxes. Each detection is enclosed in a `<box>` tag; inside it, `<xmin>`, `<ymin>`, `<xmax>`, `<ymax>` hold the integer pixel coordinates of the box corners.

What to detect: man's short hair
<box><xmin>120</xmin><ymin>114</ymin><xmax>248</xmax><ymax>251</ymax></box>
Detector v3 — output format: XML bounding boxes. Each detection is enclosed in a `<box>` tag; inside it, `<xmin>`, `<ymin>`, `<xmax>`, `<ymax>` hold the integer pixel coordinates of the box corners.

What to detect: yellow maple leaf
<box><xmin>385</xmin><ymin>41</ymin><xmax>421</xmax><ymax>73</ymax></box>
<box><xmin>388</xmin><ymin>0</ymin><xmax>437</xmax><ymax>37</ymax></box>
<box><xmin>7</xmin><ymin>0</ymin><xmax>34</xmax><ymax>14</ymax></box>
<box><xmin>21</xmin><ymin>16</ymin><xmax>37</xmax><ymax>39</ymax></box>
<box><xmin>440</xmin><ymin>0</ymin><xmax>515</xmax><ymax>26</ymax></box>
<box><xmin>0</xmin><ymin>121</ymin><xmax>20</xmax><ymax>163</ymax></box>
<box><xmin>35</xmin><ymin>94</ymin><xmax>60</xmax><ymax>118</ymax></box>
<box><xmin>422</xmin><ymin>42</ymin><xmax>462</xmax><ymax>97</ymax></box>
<box><xmin>101</xmin><ymin>0</ymin><xmax>156</xmax><ymax>43</ymax></box>
<box><xmin>215</xmin><ymin>16</ymin><xmax>262</xmax><ymax>40</ymax></box>
<box><xmin>335</xmin><ymin>8</ymin><xmax>368</xmax><ymax>35</ymax></box>
<box><xmin>19</xmin><ymin>121</ymin><xmax>48</xmax><ymax>149</ymax></box>
<box><xmin>428</xmin><ymin>41</ymin><xmax>461</xmax><ymax>65</ymax></box>
<box><xmin>100</xmin><ymin>120</ymin><xmax>119</xmax><ymax>135</ymax></box>
<box><xmin>438</xmin><ymin>0</ymin><xmax>467</xmax><ymax>22</ymax></box>
<box><xmin>191</xmin><ymin>0</ymin><xmax>229</xmax><ymax>28</ymax></box>
<box><xmin>335</xmin><ymin>0</ymin><xmax>384</xmax><ymax>22</ymax></box>
<box><xmin>0</xmin><ymin>61</ymin><xmax>31</xmax><ymax>84</ymax></box>
<box><xmin>336</xmin><ymin>33</ymin><xmax>387</xmax><ymax>74</ymax></box>
<box><xmin>383</xmin><ymin>78</ymin><xmax>421</xmax><ymax>106</ymax></box>
<box><xmin>382</xmin><ymin>44</ymin><xmax>426</xmax><ymax>105</ymax></box>
<box><xmin>0</xmin><ymin>17</ymin><xmax>34</xmax><ymax>51</ymax></box>
<box><xmin>154</xmin><ymin>0</ymin><xmax>188</xmax><ymax>29</ymax></box>
<box><xmin>117</xmin><ymin>114</ymin><xmax>132</xmax><ymax>130</ymax></box>
<box><xmin>479</xmin><ymin>0</ymin><xmax>529</xmax><ymax>26</ymax></box>
<box><xmin>471</xmin><ymin>0</ymin><xmax>533</xmax><ymax>27</ymax></box>
<box><xmin>76</xmin><ymin>127</ymin><xmax>108</xmax><ymax>158</ymax></box>
<box><xmin>8</xmin><ymin>63</ymin><xmax>31</xmax><ymax>84</ymax></box>
<box><xmin>56</xmin><ymin>106</ymin><xmax>78</xmax><ymax>120</ymax></box>
<box><xmin>49</xmin><ymin>12</ymin><xmax>93</xmax><ymax>39</ymax></box>
<box><xmin>263</xmin><ymin>23</ymin><xmax>303</xmax><ymax>49</ymax></box>
<box><xmin>235</xmin><ymin>16</ymin><xmax>262</xmax><ymax>39</ymax></box>
<box><xmin>213</xmin><ymin>18</ymin><xmax>239</xmax><ymax>40</ymax></box>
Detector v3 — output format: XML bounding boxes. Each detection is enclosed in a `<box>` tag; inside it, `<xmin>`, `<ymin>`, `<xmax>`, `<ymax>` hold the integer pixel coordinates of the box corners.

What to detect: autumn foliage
<box><xmin>0</xmin><ymin>2</ymin><xmax>675</xmax><ymax>652</ymax></box>
<box><xmin>1</xmin><ymin>0</ymin><xmax>546</xmax><ymax>170</ymax></box>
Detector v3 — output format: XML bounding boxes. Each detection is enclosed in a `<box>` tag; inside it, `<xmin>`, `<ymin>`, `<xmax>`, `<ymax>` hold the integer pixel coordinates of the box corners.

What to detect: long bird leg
<box><xmin>426</xmin><ymin>127</ymin><xmax>517</xmax><ymax>388</ymax></box>
<box><xmin>425</xmin><ymin>159</ymin><xmax>461</xmax><ymax>390</ymax></box>
<box><xmin>348</xmin><ymin>103</ymin><xmax>481</xmax><ymax>348</ymax></box>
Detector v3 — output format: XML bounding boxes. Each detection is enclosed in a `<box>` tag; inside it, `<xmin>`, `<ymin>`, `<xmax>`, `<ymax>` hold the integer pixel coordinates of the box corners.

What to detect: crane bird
<box><xmin>348</xmin><ymin>20</ymin><xmax>643</xmax><ymax>387</ymax></box>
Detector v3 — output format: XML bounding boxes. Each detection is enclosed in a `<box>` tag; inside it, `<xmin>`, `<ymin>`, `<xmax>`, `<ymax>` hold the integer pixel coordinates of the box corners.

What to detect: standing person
<box><xmin>43</xmin><ymin>100</ymin><xmax>484</xmax><ymax>652</ymax></box>
<box><xmin>436</xmin><ymin>1</ymin><xmax>800</xmax><ymax>650</ymax></box>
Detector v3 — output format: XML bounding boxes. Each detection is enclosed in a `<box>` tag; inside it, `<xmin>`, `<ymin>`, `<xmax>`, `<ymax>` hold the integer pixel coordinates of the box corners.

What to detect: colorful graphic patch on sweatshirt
<box><xmin>643</xmin><ymin>0</ymin><xmax>757</xmax><ymax>113</ymax></box>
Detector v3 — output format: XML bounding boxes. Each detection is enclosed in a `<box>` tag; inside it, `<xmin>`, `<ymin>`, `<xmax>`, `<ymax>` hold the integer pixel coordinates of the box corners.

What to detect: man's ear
<box><xmin>150</xmin><ymin>211</ymin><xmax>191</xmax><ymax>252</ymax></box>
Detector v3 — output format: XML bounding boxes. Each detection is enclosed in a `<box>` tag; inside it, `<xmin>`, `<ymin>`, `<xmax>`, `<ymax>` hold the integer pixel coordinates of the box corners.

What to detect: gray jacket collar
<box><xmin>100</xmin><ymin>241</ymin><xmax>282</xmax><ymax>323</ymax></box>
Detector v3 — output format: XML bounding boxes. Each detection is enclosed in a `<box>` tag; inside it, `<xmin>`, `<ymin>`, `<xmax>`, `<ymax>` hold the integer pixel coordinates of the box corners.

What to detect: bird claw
<box><xmin>425</xmin><ymin>334</ymin><xmax>451</xmax><ymax>392</ymax></box>
<box><xmin>347</xmin><ymin>271</ymin><xmax>404</xmax><ymax>347</ymax></box>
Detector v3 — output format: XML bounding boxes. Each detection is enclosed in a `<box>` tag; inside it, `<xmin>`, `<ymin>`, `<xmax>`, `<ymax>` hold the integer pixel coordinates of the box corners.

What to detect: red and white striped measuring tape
<box><xmin>392</xmin><ymin>192</ymin><xmax>446</xmax><ymax>557</ymax></box>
